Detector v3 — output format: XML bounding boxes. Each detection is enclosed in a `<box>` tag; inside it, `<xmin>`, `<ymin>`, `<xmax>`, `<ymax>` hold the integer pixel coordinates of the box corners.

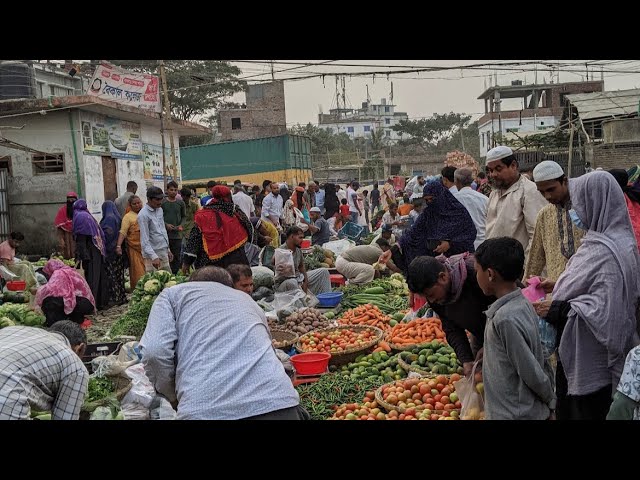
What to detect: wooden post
<box><xmin>567</xmin><ymin>123</ymin><xmax>575</xmax><ymax>179</ymax></box>
<box><xmin>159</xmin><ymin>60</ymin><xmax>177</xmax><ymax>184</ymax></box>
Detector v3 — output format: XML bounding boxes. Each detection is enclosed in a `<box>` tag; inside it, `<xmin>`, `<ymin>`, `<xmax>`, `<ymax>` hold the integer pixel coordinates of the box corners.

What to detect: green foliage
<box><xmin>392</xmin><ymin>112</ymin><xmax>472</xmax><ymax>152</ymax></box>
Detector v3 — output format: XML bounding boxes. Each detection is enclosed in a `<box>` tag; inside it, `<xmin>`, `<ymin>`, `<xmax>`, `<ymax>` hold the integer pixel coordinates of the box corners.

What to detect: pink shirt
<box><xmin>0</xmin><ymin>241</ymin><xmax>15</xmax><ymax>262</ymax></box>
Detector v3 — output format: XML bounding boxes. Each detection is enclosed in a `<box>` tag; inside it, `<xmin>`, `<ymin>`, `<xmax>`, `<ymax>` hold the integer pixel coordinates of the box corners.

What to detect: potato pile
<box><xmin>282</xmin><ymin>307</ymin><xmax>334</xmax><ymax>335</ymax></box>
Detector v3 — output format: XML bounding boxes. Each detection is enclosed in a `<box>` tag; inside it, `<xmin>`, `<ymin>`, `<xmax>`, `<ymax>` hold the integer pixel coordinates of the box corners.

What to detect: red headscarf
<box><xmin>196</xmin><ymin>185</ymin><xmax>252</xmax><ymax>260</ymax></box>
<box><xmin>54</xmin><ymin>192</ymin><xmax>78</xmax><ymax>232</ymax></box>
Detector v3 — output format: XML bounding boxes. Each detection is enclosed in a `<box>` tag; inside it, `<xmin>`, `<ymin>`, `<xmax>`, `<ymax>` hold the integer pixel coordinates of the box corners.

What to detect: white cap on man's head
<box><xmin>310</xmin><ymin>207</ymin><xmax>321</xmax><ymax>213</ymax></box>
<box><xmin>533</xmin><ymin>161</ymin><xmax>565</xmax><ymax>182</ymax></box>
<box><xmin>486</xmin><ymin>145</ymin><xmax>513</xmax><ymax>163</ymax></box>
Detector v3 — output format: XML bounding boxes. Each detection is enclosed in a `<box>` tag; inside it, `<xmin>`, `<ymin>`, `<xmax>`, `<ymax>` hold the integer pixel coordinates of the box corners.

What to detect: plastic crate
<box><xmin>82</xmin><ymin>342</ymin><xmax>122</xmax><ymax>373</ymax></box>
<box><xmin>338</xmin><ymin>222</ymin><xmax>365</xmax><ymax>242</ymax></box>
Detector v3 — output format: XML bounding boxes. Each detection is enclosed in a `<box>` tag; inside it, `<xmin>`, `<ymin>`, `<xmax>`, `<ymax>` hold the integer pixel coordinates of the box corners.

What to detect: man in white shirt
<box><xmin>453</xmin><ymin>168</ymin><xmax>488</xmax><ymax>249</ymax></box>
<box><xmin>141</xmin><ymin>266</ymin><xmax>308</xmax><ymax>420</ymax></box>
<box><xmin>347</xmin><ymin>181</ymin><xmax>362</xmax><ymax>223</ymax></box>
<box><xmin>441</xmin><ymin>166</ymin><xmax>458</xmax><ymax>194</ymax></box>
<box><xmin>484</xmin><ymin>145</ymin><xmax>547</xmax><ymax>260</ymax></box>
<box><xmin>232</xmin><ymin>183</ymin><xmax>255</xmax><ymax>219</ymax></box>
<box><xmin>336</xmin><ymin>184</ymin><xmax>347</xmax><ymax>204</ymax></box>
<box><xmin>261</xmin><ymin>182</ymin><xmax>284</xmax><ymax>230</ymax></box>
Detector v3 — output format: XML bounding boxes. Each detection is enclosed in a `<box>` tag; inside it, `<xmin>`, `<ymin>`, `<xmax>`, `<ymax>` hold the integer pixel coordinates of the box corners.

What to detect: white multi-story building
<box><xmin>318</xmin><ymin>97</ymin><xmax>408</xmax><ymax>144</ymax></box>
<box><xmin>477</xmin><ymin>80</ymin><xmax>604</xmax><ymax>158</ymax></box>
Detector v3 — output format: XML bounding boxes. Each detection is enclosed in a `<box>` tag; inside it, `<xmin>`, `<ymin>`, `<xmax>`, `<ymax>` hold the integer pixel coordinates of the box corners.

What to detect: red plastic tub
<box><xmin>301</xmin><ymin>239</ymin><xmax>312</xmax><ymax>249</ymax></box>
<box><xmin>6</xmin><ymin>280</ymin><xmax>26</xmax><ymax>291</ymax></box>
<box><xmin>290</xmin><ymin>352</ymin><xmax>331</xmax><ymax>375</ymax></box>
<box><xmin>410</xmin><ymin>292</ymin><xmax>427</xmax><ymax>312</ymax></box>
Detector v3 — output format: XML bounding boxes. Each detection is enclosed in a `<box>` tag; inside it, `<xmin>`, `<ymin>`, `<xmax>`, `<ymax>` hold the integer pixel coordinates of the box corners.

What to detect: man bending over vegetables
<box><xmin>140</xmin><ymin>266</ymin><xmax>309</xmax><ymax>420</ymax></box>
<box><xmin>0</xmin><ymin>321</ymin><xmax>89</xmax><ymax>420</ymax></box>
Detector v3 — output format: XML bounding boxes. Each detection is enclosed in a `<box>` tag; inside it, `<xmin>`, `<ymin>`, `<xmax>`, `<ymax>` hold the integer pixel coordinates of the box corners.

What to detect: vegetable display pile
<box><xmin>398</xmin><ymin>343</ymin><xmax>463</xmax><ymax>375</ymax></box>
<box><xmin>303</xmin><ymin>246</ymin><xmax>335</xmax><ymax>271</ymax></box>
<box><xmin>339</xmin><ymin>275</ymin><xmax>409</xmax><ymax>314</ymax></box>
<box><xmin>297</xmin><ymin>327</ymin><xmax>380</xmax><ymax>353</ymax></box>
<box><xmin>108</xmin><ymin>271</ymin><xmax>187</xmax><ymax>339</ymax></box>
<box><xmin>338</xmin><ymin>350</ymin><xmax>407</xmax><ymax>382</ymax></box>
<box><xmin>274</xmin><ymin>307</ymin><xmax>334</xmax><ymax>335</ymax></box>
<box><xmin>377</xmin><ymin>375</ymin><xmax>462</xmax><ymax>419</ymax></box>
<box><xmin>0</xmin><ymin>303</ymin><xmax>45</xmax><ymax>328</ymax></box>
<box><xmin>84</xmin><ymin>376</ymin><xmax>116</xmax><ymax>404</ymax></box>
<box><xmin>329</xmin><ymin>376</ymin><xmax>462</xmax><ymax>420</ymax></box>
<box><xmin>386</xmin><ymin>318</ymin><xmax>447</xmax><ymax>347</ymax></box>
<box><xmin>296</xmin><ymin>372</ymin><xmax>385</xmax><ymax>420</ymax></box>
<box><xmin>33</xmin><ymin>256</ymin><xmax>76</xmax><ymax>268</ymax></box>
<box><xmin>338</xmin><ymin>304</ymin><xmax>394</xmax><ymax>331</ymax></box>
<box><xmin>2</xmin><ymin>291</ymin><xmax>31</xmax><ymax>304</ymax></box>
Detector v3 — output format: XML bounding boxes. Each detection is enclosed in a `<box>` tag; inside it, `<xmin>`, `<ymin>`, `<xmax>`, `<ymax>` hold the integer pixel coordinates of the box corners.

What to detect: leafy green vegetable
<box><xmin>85</xmin><ymin>376</ymin><xmax>116</xmax><ymax>403</ymax></box>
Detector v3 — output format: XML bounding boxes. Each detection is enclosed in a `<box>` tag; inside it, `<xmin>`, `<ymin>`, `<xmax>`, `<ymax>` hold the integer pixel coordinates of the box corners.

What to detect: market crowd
<box><xmin>1</xmin><ymin>145</ymin><xmax>639</xmax><ymax>421</ymax></box>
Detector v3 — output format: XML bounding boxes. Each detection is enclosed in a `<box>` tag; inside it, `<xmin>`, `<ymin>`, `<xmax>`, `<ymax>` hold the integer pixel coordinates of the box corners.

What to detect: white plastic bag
<box><xmin>149</xmin><ymin>396</ymin><xmax>177</xmax><ymax>420</ymax></box>
<box><xmin>274</xmin><ymin>248</ymin><xmax>296</xmax><ymax>278</ymax></box>
<box><xmin>121</xmin><ymin>363</ymin><xmax>155</xmax><ymax>409</ymax></box>
<box><xmin>323</xmin><ymin>238</ymin><xmax>355</xmax><ymax>257</ymax></box>
<box><xmin>453</xmin><ymin>361</ymin><xmax>485</xmax><ymax>420</ymax></box>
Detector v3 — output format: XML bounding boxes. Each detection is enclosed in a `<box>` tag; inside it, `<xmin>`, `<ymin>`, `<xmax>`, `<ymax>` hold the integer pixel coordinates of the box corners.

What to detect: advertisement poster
<box><xmin>143</xmin><ymin>143</ymin><xmax>181</xmax><ymax>189</ymax></box>
<box><xmin>81</xmin><ymin>112</ymin><xmax>142</xmax><ymax>160</ymax></box>
<box><xmin>86</xmin><ymin>62</ymin><xmax>161</xmax><ymax>113</ymax></box>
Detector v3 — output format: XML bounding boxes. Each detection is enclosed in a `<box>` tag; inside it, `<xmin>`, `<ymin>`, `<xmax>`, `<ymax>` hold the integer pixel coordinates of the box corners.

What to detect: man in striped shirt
<box><xmin>0</xmin><ymin>321</ymin><xmax>89</xmax><ymax>420</ymax></box>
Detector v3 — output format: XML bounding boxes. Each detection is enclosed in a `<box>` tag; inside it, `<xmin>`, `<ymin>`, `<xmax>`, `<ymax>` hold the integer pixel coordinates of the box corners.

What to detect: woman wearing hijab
<box><xmin>291</xmin><ymin>186</ymin><xmax>310</xmax><ymax>223</ymax></box>
<box><xmin>73</xmin><ymin>199</ymin><xmax>108</xmax><ymax>310</ymax></box>
<box><xmin>282</xmin><ymin>188</ymin><xmax>308</xmax><ymax>231</ymax></box>
<box><xmin>182</xmin><ymin>185</ymin><xmax>253</xmax><ymax>272</ymax></box>
<box><xmin>393</xmin><ymin>181</ymin><xmax>476</xmax><ymax>274</ymax></box>
<box><xmin>36</xmin><ymin>259</ymin><xmax>96</xmax><ymax>327</ymax></box>
<box><xmin>100</xmin><ymin>200</ymin><xmax>126</xmax><ymax>306</ymax></box>
<box><xmin>542</xmin><ymin>171</ymin><xmax>640</xmax><ymax>420</ymax></box>
<box><xmin>608</xmin><ymin>168</ymin><xmax>640</xmax><ymax>249</ymax></box>
<box><xmin>117</xmin><ymin>195</ymin><xmax>145</xmax><ymax>290</ymax></box>
<box><xmin>323</xmin><ymin>183</ymin><xmax>340</xmax><ymax>220</ymax></box>
<box><xmin>54</xmin><ymin>192</ymin><xmax>78</xmax><ymax>259</ymax></box>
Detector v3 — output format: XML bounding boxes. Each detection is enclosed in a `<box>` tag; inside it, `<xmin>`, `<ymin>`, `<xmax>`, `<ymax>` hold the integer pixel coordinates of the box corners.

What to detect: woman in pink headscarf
<box><xmin>54</xmin><ymin>192</ymin><xmax>78</xmax><ymax>259</ymax></box>
<box><xmin>35</xmin><ymin>259</ymin><xmax>96</xmax><ymax>327</ymax></box>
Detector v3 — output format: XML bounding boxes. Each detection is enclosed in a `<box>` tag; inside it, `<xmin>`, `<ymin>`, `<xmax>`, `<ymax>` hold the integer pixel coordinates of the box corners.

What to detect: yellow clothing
<box><xmin>261</xmin><ymin>219</ymin><xmax>281</xmax><ymax>248</ymax></box>
<box><xmin>524</xmin><ymin>203</ymin><xmax>586</xmax><ymax>282</ymax></box>
<box><xmin>119</xmin><ymin>211</ymin><xmax>144</xmax><ymax>288</ymax></box>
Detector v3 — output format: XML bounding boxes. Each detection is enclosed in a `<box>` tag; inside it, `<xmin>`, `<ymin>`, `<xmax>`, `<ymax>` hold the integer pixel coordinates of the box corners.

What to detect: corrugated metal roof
<box><xmin>566</xmin><ymin>89</ymin><xmax>640</xmax><ymax>121</ymax></box>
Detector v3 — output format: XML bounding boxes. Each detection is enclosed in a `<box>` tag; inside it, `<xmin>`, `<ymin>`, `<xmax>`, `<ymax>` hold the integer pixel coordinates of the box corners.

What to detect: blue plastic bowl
<box><xmin>317</xmin><ymin>292</ymin><xmax>343</xmax><ymax>308</ymax></box>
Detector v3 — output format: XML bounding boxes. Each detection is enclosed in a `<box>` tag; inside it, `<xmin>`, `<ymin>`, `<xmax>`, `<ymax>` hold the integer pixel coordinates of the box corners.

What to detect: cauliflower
<box><xmin>164</xmin><ymin>281</ymin><xmax>177</xmax><ymax>288</ymax></box>
<box><xmin>144</xmin><ymin>279</ymin><xmax>161</xmax><ymax>295</ymax></box>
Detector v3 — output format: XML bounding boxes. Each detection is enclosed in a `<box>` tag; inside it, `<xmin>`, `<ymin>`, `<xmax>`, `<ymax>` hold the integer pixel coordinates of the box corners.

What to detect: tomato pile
<box><xmin>298</xmin><ymin>327</ymin><xmax>379</xmax><ymax>354</ymax></box>
<box><xmin>379</xmin><ymin>375</ymin><xmax>462</xmax><ymax>418</ymax></box>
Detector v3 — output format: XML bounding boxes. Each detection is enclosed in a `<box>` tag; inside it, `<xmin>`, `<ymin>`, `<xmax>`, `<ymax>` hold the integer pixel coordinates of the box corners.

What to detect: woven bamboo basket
<box><xmin>295</xmin><ymin>325</ymin><xmax>384</xmax><ymax>366</ymax></box>
<box><xmin>375</xmin><ymin>379</ymin><xmax>461</xmax><ymax>417</ymax></box>
<box><xmin>270</xmin><ymin>329</ymin><xmax>299</xmax><ymax>351</ymax></box>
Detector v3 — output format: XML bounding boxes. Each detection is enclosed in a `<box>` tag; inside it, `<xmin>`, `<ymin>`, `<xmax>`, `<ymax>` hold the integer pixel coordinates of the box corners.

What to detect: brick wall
<box><xmin>219</xmin><ymin>81</ymin><xmax>286</xmax><ymax>141</ymax></box>
<box><xmin>592</xmin><ymin>142</ymin><xmax>640</xmax><ymax>170</ymax></box>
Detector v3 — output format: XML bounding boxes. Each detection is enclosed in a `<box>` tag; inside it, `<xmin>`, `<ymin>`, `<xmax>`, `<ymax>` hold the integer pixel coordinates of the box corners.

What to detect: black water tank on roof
<box><xmin>0</xmin><ymin>63</ymin><xmax>37</xmax><ymax>100</ymax></box>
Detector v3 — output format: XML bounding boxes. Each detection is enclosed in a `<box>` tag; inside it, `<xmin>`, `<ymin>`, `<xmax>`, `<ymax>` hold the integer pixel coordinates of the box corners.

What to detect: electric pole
<box><xmin>158</xmin><ymin>60</ymin><xmax>177</xmax><ymax>187</ymax></box>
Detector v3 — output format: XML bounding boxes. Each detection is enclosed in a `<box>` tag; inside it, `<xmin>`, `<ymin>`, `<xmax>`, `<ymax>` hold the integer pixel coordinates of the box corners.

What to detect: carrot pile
<box><xmin>338</xmin><ymin>304</ymin><xmax>393</xmax><ymax>332</ymax></box>
<box><xmin>385</xmin><ymin>317</ymin><xmax>447</xmax><ymax>346</ymax></box>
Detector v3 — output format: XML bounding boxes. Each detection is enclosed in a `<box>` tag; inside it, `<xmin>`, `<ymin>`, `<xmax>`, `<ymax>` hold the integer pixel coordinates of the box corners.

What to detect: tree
<box><xmin>110</xmin><ymin>60</ymin><xmax>245</xmax><ymax>122</ymax></box>
<box><xmin>392</xmin><ymin>113</ymin><xmax>472</xmax><ymax>152</ymax></box>
<box><xmin>289</xmin><ymin>123</ymin><xmax>355</xmax><ymax>154</ymax></box>
<box><xmin>502</xmin><ymin>129</ymin><xmax>571</xmax><ymax>151</ymax></box>
<box><xmin>440</xmin><ymin>121</ymin><xmax>480</xmax><ymax>159</ymax></box>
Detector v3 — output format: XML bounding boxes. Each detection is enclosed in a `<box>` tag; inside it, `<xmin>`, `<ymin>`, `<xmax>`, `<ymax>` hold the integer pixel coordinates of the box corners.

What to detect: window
<box><xmin>0</xmin><ymin>157</ymin><xmax>12</xmax><ymax>176</ymax></box>
<box><xmin>363</xmin><ymin>125</ymin><xmax>371</xmax><ymax>132</ymax></box>
<box><xmin>385</xmin><ymin>118</ymin><xmax>390</xmax><ymax>125</ymax></box>
<box><xmin>506</xmin><ymin>128</ymin><xmax>519</xmax><ymax>133</ymax></box>
<box><xmin>540</xmin><ymin>121</ymin><xmax>545</xmax><ymax>125</ymax></box>
<box><xmin>32</xmin><ymin>153</ymin><xmax>64</xmax><ymax>175</ymax></box>
<box><xmin>481</xmin><ymin>133</ymin><xmax>485</xmax><ymax>147</ymax></box>
<box><xmin>373</xmin><ymin>105</ymin><xmax>377</xmax><ymax>111</ymax></box>
<box><xmin>347</xmin><ymin>126</ymin><xmax>354</xmax><ymax>133</ymax></box>
<box><xmin>385</xmin><ymin>130</ymin><xmax>391</xmax><ymax>137</ymax></box>
<box><xmin>49</xmin><ymin>85</ymin><xmax>56</xmax><ymax>96</ymax></box>
<box><xmin>231</xmin><ymin>118</ymin><xmax>242</xmax><ymax>130</ymax></box>
<box><xmin>385</xmin><ymin>106</ymin><xmax>390</xmax><ymax>113</ymax></box>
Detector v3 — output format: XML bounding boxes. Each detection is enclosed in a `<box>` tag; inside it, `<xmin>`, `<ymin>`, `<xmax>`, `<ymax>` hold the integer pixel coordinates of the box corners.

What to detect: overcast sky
<box><xmin>229</xmin><ymin>60</ymin><xmax>640</xmax><ymax>126</ymax></box>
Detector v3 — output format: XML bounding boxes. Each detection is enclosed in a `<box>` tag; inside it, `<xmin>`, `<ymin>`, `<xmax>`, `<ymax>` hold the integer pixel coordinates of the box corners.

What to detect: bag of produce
<box><xmin>274</xmin><ymin>248</ymin><xmax>296</xmax><ymax>278</ymax></box>
<box><xmin>453</xmin><ymin>361</ymin><xmax>484</xmax><ymax>420</ymax></box>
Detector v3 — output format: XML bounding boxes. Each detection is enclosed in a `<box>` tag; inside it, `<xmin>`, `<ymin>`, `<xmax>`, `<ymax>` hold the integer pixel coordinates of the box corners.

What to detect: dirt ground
<box><xmin>86</xmin><ymin>300</ymin><xmax>131</xmax><ymax>343</ymax></box>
